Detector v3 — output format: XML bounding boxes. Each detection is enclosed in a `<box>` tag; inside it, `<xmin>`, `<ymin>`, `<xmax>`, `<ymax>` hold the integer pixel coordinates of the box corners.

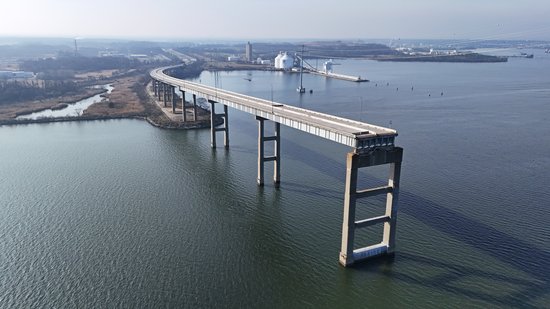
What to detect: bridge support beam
<box><xmin>180</xmin><ymin>90</ymin><xmax>187</xmax><ymax>122</ymax></box>
<box><xmin>192</xmin><ymin>94</ymin><xmax>198</xmax><ymax>122</ymax></box>
<box><xmin>171</xmin><ymin>86</ymin><xmax>177</xmax><ymax>114</ymax></box>
<box><xmin>157</xmin><ymin>82</ymin><xmax>162</xmax><ymax>101</ymax></box>
<box><xmin>210</xmin><ymin>101</ymin><xmax>229</xmax><ymax>149</ymax></box>
<box><xmin>256</xmin><ymin>116</ymin><xmax>281</xmax><ymax>187</ymax></box>
<box><xmin>162</xmin><ymin>84</ymin><xmax>168</xmax><ymax>107</ymax></box>
<box><xmin>153</xmin><ymin>80</ymin><xmax>158</xmax><ymax>96</ymax></box>
<box><xmin>339</xmin><ymin>147</ymin><xmax>403</xmax><ymax>267</ymax></box>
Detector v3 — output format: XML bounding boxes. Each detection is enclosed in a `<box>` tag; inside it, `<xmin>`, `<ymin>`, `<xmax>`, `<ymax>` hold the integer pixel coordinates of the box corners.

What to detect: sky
<box><xmin>1</xmin><ymin>0</ymin><xmax>550</xmax><ymax>41</ymax></box>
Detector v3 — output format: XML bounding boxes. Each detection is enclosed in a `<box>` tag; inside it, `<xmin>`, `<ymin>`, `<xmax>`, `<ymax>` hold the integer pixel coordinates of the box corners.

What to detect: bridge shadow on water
<box><xmin>166</xmin><ymin>128</ymin><xmax>548</xmax><ymax>305</ymax></box>
<box><xmin>279</xmin><ymin>137</ymin><xmax>550</xmax><ymax>306</ymax></box>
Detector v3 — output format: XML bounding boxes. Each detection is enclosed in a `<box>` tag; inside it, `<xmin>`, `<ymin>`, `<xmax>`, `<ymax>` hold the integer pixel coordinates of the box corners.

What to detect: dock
<box><xmin>306</xmin><ymin>69</ymin><xmax>369</xmax><ymax>82</ymax></box>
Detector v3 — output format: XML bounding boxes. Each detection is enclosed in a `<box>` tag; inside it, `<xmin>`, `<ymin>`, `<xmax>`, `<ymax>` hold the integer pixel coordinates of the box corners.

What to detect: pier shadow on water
<box><xmin>165</xmin><ymin>127</ymin><xmax>549</xmax><ymax>306</ymax></box>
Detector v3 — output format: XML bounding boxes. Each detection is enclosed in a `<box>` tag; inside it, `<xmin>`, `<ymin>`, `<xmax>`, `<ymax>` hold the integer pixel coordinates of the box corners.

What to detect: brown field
<box><xmin>74</xmin><ymin>69</ymin><xmax>118</xmax><ymax>80</ymax></box>
<box><xmin>83</xmin><ymin>76</ymin><xmax>147</xmax><ymax>118</ymax></box>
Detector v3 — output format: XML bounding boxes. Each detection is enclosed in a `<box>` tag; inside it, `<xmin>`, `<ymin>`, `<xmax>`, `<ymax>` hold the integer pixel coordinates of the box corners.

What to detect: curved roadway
<box><xmin>150</xmin><ymin>65</ymin><xmax>397</xmax><ymax>151</ymax></box>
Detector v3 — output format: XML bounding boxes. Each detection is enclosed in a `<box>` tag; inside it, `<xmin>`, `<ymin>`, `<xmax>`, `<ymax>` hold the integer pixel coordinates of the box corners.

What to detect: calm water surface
<box><xmin>1</xmin><ymin>50</ymin><xmax>549</xmax><ymax>308</ymax></box>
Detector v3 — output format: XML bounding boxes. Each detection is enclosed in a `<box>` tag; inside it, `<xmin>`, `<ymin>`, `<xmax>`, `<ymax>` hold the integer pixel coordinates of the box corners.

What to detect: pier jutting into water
<box><xmin>150</xmin><ymin>65</ymin><xmax>403</xmax><ymax>266</ymax></box>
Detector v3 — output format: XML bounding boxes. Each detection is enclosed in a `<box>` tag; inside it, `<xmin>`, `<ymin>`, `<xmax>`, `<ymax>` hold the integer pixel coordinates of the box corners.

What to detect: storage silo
<box><xmin>274</xmin><ymin>52</ymin><xmax>283</xmax><ymax>69</ymax></box>
<box><xmin>280</xmin><ymin>52</ymin><xmax>294</xmax><ymax>70</ymax></box>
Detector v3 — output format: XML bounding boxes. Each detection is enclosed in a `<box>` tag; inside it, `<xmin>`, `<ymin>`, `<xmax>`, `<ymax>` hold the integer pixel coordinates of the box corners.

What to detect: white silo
<box><xmin>324</xmin><ymin>59</ymin><xmax>334</xmax><ymax>74</ymax></box>
<box><xmin>280</xmin><ymin>52</ymin><xmax>294</xmax><ymax>70</ymax></box>
<box><xmin>274</xmin><ymin>52</ymin><xmax>283</xmax><ymax>69</ymax></box>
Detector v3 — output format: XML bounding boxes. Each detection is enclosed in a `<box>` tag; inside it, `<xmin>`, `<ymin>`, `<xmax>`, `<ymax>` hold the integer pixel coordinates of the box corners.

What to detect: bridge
<box><xmin>150</xmin><ymin>65</ymin><xmax>403</xmax><ymax>267</ymax></box>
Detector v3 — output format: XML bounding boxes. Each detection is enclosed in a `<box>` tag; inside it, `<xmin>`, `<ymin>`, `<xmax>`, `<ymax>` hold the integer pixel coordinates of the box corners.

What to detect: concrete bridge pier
<box><xmin>152</xmin><ymin>80</ymin><xmax>158</xmax><ymax>96</ymax></box>
<box><xmin>209</xmin><ymin>101</ymin><xmax>229</xmax><ymax>149</ymax></box>
<box><xmin>162</xmin><ymin>84</ymin><xmax>168</xmax><ymax>107</ymax></box>
<box><xmin>180</xmin><ymin>90</ymin><xmax>187</xmax><ymax>122</ymax></box>
<box><xmin>171</xmin><ymin>86</ymin><xmax>177</xmax><ymax>114</ymax></box>
<box><xmin>157</xmin><ymin>82</ymin><xmax>163</xmax><ymax>101</ymax></box>
<box><xmin>192</xmin><ymin>94</ymin><xmax>198</xmax><ymax>121</ymax></box>
<box><xmin>339</xmin><ymin>147</ymin><xmax>403</xmax><ymax>267</ymax></box>
<box><xmin>256</xmin><ymin>116</ymin><xmax>281</xmax><ymax>187</ymax></box>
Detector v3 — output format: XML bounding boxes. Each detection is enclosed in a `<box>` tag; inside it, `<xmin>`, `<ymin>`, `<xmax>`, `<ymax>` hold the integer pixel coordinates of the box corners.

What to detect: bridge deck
<box><xmin>151</xmin><ymin>66</ymin><xmax>397</xmax><ymax>151</ymax></box>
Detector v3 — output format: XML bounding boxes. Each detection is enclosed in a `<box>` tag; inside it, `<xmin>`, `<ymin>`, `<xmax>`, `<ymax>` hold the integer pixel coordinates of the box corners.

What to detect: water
<box><xmin>16</xmin><ymin>84</ymin><xmax>113</xmax><ymax>120</ymax></box>
<box><xmin>1</xmin><ymin>49</ymin><xmax>550</xmax><ymax>308</ymax></box>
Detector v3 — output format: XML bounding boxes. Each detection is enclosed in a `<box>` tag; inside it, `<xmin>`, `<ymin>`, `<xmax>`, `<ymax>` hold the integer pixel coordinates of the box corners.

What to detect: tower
<box><xmin>245</xmin><ymin>41</ymin><xmax>253</xmax><ymax>62</ymax></box>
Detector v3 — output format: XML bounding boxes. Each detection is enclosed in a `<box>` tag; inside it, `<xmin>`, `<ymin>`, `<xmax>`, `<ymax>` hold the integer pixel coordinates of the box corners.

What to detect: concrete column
<box><xmin>223</xmin><ymin>105</ymin><xmax>229</xmax><ymax>149</ymax></box>
<box><xmin>210</xmin><ymin>101</ymin><xmax>216</xmax><ymax>148</ymax></box>
<box><xmin>158</xmin><ymin>83</ymin><xmax>162</xmax><ymax>101</ymax></box>
<box><xmin>339</xmin><ymin>153</ymin><xmax>358</xmax><ymax>267</ymax></box>
<box><xmin>257</xmin><ymin>116</ymin><xmax>265</xmax><ymax>186</ymax></box>
<box><xmin>274</xmin><ymin>122</ymin><xmax>281</xmax><ymax>187</ymax></box>
<box><xmin>153</xmin><ymin>80</ymin><xmax>158</xmax><ymax>96</ymax></box>
<box><xmin>383</xmin><ymin>161</ymin><xmax>401</xmax><ymax>253</ymax></box>
<box><xmin>172</xmin><ymin>86</ymin><xmax>177</xmax><ymax>113</ymax></box>
<box><xmin>338</xmin><ymin>147</ymin><xmax>403</xmax><ymax>267</ymax></box>
<box><xmin>192</xmin><ymin>94</ymin><xmax>197</xmax><ymax>122</ymax></box>
<box><xmin>180</xmin><ymin>90</ymin><xmax>187</xmax><ymax>122</ymax></box>
<box><xmin>163</xmin><ymin>84</ymin><xmax>168</xmax><ymax>107</ymax></box>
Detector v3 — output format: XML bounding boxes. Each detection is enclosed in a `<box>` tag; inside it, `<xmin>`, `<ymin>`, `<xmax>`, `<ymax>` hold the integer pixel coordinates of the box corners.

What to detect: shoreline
<box><xmin>0</xmin><ymin>114</ymin><xmax>218</xmax><ymax>130</ymax></box>
<box><xmin>371</xmin><ymin>53</ymin><xmax>508</xmax><ymax>63</ymax></box>
<box><xmin>0</xmin><ymin>114</ymin><xmax>145</xmax><ymax>126</ymax></box>
<box><xmin>0</xmin><ymin>75</ymin><xmax>221</xmax><ymax>130</ymax></box>
<box><xmin>13</xmin><ymin>87</ymin><xmax>109</xmax><ymax>118</ymax></box>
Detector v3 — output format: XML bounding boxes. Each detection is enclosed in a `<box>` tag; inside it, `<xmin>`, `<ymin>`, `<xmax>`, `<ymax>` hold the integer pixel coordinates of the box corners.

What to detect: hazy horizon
<box><xmin>1</xmin><ymin>0</ymin><xmax>550</xmax><ymax>41</ymax></box>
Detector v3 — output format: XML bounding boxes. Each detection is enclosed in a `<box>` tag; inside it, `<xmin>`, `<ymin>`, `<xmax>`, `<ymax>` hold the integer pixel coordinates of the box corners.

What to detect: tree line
<box><xmin>0</xmin><ymin>80</ymin><xmax>79</xmax><ymax>105</ymax></box>
<box><xmin>166</xmin><ymin>60</ymin><xmax>205</xmax><ymax>79</ymax></box>
<box><xmin>20</xmin><ymin>56</ymin><xmax>143</xmax><ymax>73</ymax></box>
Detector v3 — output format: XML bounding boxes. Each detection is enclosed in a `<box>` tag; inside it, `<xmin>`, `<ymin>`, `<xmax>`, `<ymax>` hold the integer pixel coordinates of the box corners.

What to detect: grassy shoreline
<box><xmin>0</xmin><ymin>61</ymin><xmax>248</xmax><ymax>129</ymax></box>
<box><xmin>0</xmin><ymin>71</ymin><xmax>219</xmax><ymax>130</ymax></box>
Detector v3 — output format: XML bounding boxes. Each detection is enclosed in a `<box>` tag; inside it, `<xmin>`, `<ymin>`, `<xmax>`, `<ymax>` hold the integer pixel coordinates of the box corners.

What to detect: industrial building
<box><xmin>274</xmin><ymin>52</ymin><xmax>294</xmax><ymax>70</ymax></box>
<box><xmin>245</xmin><ymin>42</ymin><xmax>253</xmax><ymax>62</ymax></box>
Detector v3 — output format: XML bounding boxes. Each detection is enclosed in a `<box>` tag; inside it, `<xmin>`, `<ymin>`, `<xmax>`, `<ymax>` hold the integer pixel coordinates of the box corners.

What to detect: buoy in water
<box><xmin>310</xmin><ymin>89</ymin><xmax>313</xmax><ymax>94</ymax></box>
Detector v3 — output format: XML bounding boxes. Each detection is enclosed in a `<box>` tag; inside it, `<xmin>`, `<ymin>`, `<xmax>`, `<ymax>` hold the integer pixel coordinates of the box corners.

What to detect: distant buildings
<box><xmin>97</xmin><ymin>51</ymin><xmax>170</xmax><ymax>62</ymax></box>
<box><xmin>245</xmin><ymin>42</ymin><xmax>253</xmax><ymax>62</ymax></box>
<box><xmin>0</xmin><ymin>71</ymin><xmax>34</xmax><ymax>79</ymax></box>
<box><xmin>256</xmin><ymin>58</ymin><xmax>271</xmax><ymax>65</ymax></box>
<box><xmin>227</xmin><ymin>55</ymin><xmax>242</xmax><ymax>62</ymax></box>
